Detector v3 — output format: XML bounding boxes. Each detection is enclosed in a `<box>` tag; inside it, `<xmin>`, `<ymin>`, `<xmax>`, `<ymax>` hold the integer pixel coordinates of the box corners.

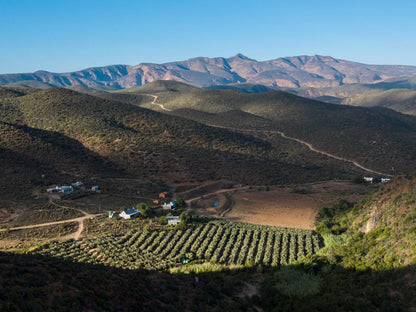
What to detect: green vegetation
<box><xmin>0</xmin><ymin>222</ymin><xmax>78</xmax><ymax>242</ymax></box>
<box><xmin>0</xmin><ymin>250</ymin><xmax>251</xmax><ymax>311</ymax></box>
<box><xmin>34</xmin><ymin>220</ymin><xmax>320</xmax><ymax>270</ymax></box>
<box><xmin>2</xmin><ymin>82</ymin><xmax>416</xmax><ymax>311</ymax></box>
<box><xmin>0</xmin><ymin>86</ymin><xmax>366</xmax><ymax>207</ymax></box>
<box><xmin>274</xmin><ymin>266</ymin><xmax>322</xmax><ymax>297</ymax></box>
<box><xmin>115</xmin><ymin>83</ymin><xmax>416</xmax><ymax>175</ymax></box>
<box><xmin>259</xmin><ymin>176</ymin><xmax>416</xmax><ymax>311</ymax></box>
<box><xmin>2</xmin><ymin>177</ymin><xmax>416</xmax><ymax>311</ymax></box>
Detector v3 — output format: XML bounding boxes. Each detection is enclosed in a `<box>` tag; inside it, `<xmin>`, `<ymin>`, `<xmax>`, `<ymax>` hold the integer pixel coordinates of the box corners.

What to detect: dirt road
<box><xmin>185</xmin><ymin>186</ymin><xmax>250</xmax><ymax>205</ymax></box>
<box><xmin>0</xmin><ymin>203</ymin><xmax>98</xmax><ymax>240</ymax></box>
<box><xmin>149</xmin><ymin>95</ymin><xmax>172</xmax><ymax>111</ymax></box>
<box><xmin>149</xmin><ymin>94</ymin><xmax>393</xmax><ymax>177</ymax></box>
<box><xmin>209</xmin><ymin>124</ymin><xmax>393</xmax><ymax>177</ymax></box>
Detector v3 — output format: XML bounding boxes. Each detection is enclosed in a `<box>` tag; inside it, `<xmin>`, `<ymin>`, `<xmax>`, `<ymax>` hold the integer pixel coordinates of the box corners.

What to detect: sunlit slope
<box><xmin>118</xmin><ymin>84</ymin><xmax>416</xmax><ymax>175</ymax></box>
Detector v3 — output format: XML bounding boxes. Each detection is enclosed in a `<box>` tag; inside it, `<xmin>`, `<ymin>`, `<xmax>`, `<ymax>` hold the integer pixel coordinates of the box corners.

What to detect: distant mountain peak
<box><xmin>235</xmin><ymin>53</ymin><xmax>249</xmax><ymax>59</ymax></box>
<box><xmin>229</xmin><ymin>53</ymin><xmax>255</xmax><ymax>61</ymax></box>
<box><xmin>2</xmin><ymin>55</ymin><xmax>416</xmax><ymax>89</ymax></box>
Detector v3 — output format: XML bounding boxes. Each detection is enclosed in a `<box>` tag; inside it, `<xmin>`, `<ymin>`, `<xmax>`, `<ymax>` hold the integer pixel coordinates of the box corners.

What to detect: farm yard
<box><xmin>192</xmin><ymin>181</ymin><xmax>372</xmax><ymax>229</ymax></box>
<box><xmin>33</xmin><ymin>220</ymin><xmax>321</xmax><ymax>270</ymax></box>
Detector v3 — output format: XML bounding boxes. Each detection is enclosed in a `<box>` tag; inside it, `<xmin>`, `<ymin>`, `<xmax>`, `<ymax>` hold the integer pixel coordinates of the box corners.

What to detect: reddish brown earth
<box><xmin>193</xmin><ymin>181</ymin><xmax>372</xmax><ymax>229</ymax></box>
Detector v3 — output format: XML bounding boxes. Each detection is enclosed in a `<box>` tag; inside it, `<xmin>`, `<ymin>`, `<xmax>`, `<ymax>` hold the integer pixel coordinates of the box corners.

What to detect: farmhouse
<box><xmin>167</xmin><ymin>216</ymin><xmax>180</xmax><ymax>225</ymax></box>
<box><xmin>47</xmin><ymin>186</ymin><xmax>60</xmax><ymax>193</ymax></box>
<box><xmin>119</xmin><ymin>208</ymin><xmax>139</xmax><ymax>219</ymax></box>
<box><xmin>47</xmin><ymin>186</ymin><xmax>74</xmax><ymax>194</ymax></box>
<box><xmin>364</xmin><ymin>177</ymin><xmax>373</xmax><ymax>183</ymax></box>
<box><xmin>60</xmin><ymin>186</ymin><xmax>74</xmax><ymax>193</ymax></box>
<box><xmin>162</xmin><ymin>201</ymin><xmax>177</xmax><ymax>210</ymax></box>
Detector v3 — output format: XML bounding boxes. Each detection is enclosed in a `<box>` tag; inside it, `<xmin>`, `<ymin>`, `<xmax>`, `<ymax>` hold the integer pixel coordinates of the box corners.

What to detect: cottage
<box><xmin>47</xmin><ymin>186</ymin><xmax>61</xmax><ymax>193</ymax></box>
<box><xmin>162</xmin><ymin>201</ymin><xmax>177</xmax><ymax>210</ymax></box>
<box><xmin>47</xmin><ymin>186</ymin><xmax>73</xmax><ymax>194</ymax></box>
<box><xmin>119</xmin><ymin>208</ymin><xmax>139</xmax><ymax>219</ymax></box>
<box><xmin>167</xmin><ymin>216</ymin><xmax>180</xmax><ymax>226</ymax></box>
<box><xmin>60</xmin><ymin>186</ymin><xmax>74</xmax><ymax>193</ymax></box>
<box><xmin>364</xmin><ymin>177</ymin><xmax>373</xmax><ymax>183</ymax></box>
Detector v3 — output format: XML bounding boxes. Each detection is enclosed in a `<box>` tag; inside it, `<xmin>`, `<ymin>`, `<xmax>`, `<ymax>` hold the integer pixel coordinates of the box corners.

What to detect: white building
<box><xmin>60</xmin><ymin>186</ymin><xmax>74</xmax><ymax>193</ymax></box>
<box><xmin>364</xmin><ymin>177</ymin><xmax>373</xmax><ymax>183</ymax></box>
<box><xmin>119</xmin><ymin>208</ymin><xmax>139</xmax><ymax>219</ymax></box>
<box><xmin>47</xmin><ymin>186</ymin><xmax>73</xmax><ymax>194</ymax></box>
<box><xmin>167</xmin><ymin>216</ymin><xmax>180</xmax><ymax>225</ymax></box>
<box><xmin>381</xmin><ymin>178</ymin><xmax>391</xmax><ymax>183</ymax></box>
<box><xmin>47</xmin><ymin>186</ymin><xmax>60</xmax><ymax>193</ymax></box>
<box><xmin>162</xmin><ymin>201</ymin><xmax>177</xmax><ymax>210</ymax></box>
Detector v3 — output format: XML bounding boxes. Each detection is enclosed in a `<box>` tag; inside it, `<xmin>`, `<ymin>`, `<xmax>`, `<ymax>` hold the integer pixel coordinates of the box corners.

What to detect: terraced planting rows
<box><xmin>34</xmin><ymin>221</ymin><xmax>322</xmax><ymax>270</ymax></box>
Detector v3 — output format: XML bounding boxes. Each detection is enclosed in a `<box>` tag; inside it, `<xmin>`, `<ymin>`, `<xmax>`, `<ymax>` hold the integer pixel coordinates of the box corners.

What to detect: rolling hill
<box><xmin>284</xmin><ymin>76</ymin><xmax>416</xmax><ymax>115</ymax></box>
<box><xmin>0</xmin><ymin>86</ymin><xmax>362</xmax><ymax>200</ymax></box>
<box><xmin>2</xmin><ymin>55</ymin><xmax>416</xmax><ymax>90</ymax></box>
<box><xmin>113</xmin><ymin>81</ymin><xmax>416</xmax><ymax>176</ymax></box>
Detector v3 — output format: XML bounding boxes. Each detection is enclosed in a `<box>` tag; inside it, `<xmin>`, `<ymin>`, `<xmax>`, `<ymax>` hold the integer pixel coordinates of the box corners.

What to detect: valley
<box><xmin>0</xmin><ymin>80</ymin><xmax>415</xmax><ymax>311</ymax></box>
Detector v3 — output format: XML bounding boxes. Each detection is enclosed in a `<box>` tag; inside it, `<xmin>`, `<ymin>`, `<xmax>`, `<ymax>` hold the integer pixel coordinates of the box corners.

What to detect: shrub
<box><xmin>274</xmin><ymin>267</ymin><xmax>322</xmax><ymax>297</ymax></box>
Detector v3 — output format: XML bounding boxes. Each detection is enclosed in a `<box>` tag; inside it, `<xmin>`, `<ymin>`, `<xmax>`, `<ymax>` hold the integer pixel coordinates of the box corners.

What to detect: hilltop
<box><xmin>2</xmin><ymin>55</ymin><xmax>416</xmax><ymax>89</ymax></box>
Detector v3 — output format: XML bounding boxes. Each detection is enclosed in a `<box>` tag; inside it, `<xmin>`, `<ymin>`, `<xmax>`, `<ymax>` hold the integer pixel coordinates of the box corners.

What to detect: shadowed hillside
<box><xmin>0</xmin><ymin>87</ymin><xmax>360</xmax><ymax>192</ymax></box>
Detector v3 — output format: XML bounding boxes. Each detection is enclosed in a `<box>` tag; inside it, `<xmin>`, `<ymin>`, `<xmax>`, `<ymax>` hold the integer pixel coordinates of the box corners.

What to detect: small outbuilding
<box><xmin>47</xmin><ymin>186</ymin><xmax>61</xmax><ymax>193</ymax></box>
<box><xmin>159</xmin><ymin>191</ymin><xmax>168</xmax><ymax>198</ymax></box>
<box><xmin>364</xmin><ymin>177</ymin><xmax>374</xmax><ymax>183</ymax></box>
<box><xmin>60</xmin><ymin>186</ymin><xmax>74</xmax><ymax>193</ymax></box>
<box><xmin>162</xmin><ymin>201</ymin><xmax>177</xmax><ymax>210</ymax></box>
<box><xmin>72</xmin><ymin>181</ymin><xmax>83</xmax><ymax>187</ymax></box>
<box><xmin>91</xmin><ymin>186</ymin><xmax>99</xmax><ymax>191</ymax></box>
<box><xmin>119</xmin><ymin>208</ymin><xmax>139</xmax><ymax>220</ymax></box>
<box><xmin>167</xmin><ymin>216</ymin><xmax>180</xmax><ymax>226</ymax></box>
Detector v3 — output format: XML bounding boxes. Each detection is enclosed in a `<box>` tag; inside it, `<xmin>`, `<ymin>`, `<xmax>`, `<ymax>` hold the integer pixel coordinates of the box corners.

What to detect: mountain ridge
<box><xmin>2</xmin><ymin>54</ymin><xmax>416</xmax><ymax>89</ymax></box>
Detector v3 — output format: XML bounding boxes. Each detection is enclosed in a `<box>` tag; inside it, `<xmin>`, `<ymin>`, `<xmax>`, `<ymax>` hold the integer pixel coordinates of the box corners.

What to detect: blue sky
<box><xmin>1</xmin><ymin>0</ymin><xmax>415</xmax><ymax>74</ymax></box>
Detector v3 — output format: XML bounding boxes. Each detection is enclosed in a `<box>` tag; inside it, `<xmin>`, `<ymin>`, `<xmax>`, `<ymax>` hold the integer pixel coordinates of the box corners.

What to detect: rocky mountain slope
<box><xmin>2</xmin><ymin>55</ymin><xmax>416</xmax><ymax>89</ymax></box>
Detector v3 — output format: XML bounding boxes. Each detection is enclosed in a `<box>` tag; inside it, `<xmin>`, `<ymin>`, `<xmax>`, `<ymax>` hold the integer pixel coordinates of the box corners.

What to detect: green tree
<box><xmin>137</xmin><ymin>203</ymin><xmax>152</xmax><ymax>218</ymax></box>
<box><xmin>179</xmin><ymin>211</ymin><xmax>190</xmax><ymax>224</ymax></box>
<box><xmin>175</xmin><ymin>197</ymin><xmax>186</xmax><ymax>208</ymax></box>
<box><xmin>159</xmin><ymin>215</ymin><xmax>168</xmax><ymax>225</ymax></box>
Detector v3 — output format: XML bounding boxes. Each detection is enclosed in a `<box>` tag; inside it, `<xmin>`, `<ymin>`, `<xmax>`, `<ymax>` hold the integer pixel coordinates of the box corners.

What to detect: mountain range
<box><xmin>2</xmin><ymin>54</ymin><xmax>416</xmax><ymax>89</ymax></box>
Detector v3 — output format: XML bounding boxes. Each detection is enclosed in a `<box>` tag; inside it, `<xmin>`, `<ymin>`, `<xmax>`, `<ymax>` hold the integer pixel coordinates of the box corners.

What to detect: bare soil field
<box><xmin>193</xmin><ymin>181</ymin><xmax>373</xmax><ymax>229</ymax></box>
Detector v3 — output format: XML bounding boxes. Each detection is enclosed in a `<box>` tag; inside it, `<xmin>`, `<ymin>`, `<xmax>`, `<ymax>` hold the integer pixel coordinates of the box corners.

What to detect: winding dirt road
<box><xmin>210</xmin><ymin>125</ymin><xmax>393</xmax><ymax>177</ymax></box>
<box><xmin>148</xmin><ymin>95</ymin><xmax>392</xmax><ymax>177</ymax></box>
<box><xmin>184</xmin><ymin>186</ymin><xmax>250</xmax><ymax>205</ymax></box>
<box><xmin>274</xmin><ymin>130</ymin><xmax>393</xmax><ymax>177</ymax></box>
<box><xmin>149</xmin><ymin>95</ymin><xmax>172</xmax><ymax>111</ymax></box>
<box><xmin>0</xmin><ymin>202</ymin><xmax>99</xmax><ymax>241</ymax></box>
